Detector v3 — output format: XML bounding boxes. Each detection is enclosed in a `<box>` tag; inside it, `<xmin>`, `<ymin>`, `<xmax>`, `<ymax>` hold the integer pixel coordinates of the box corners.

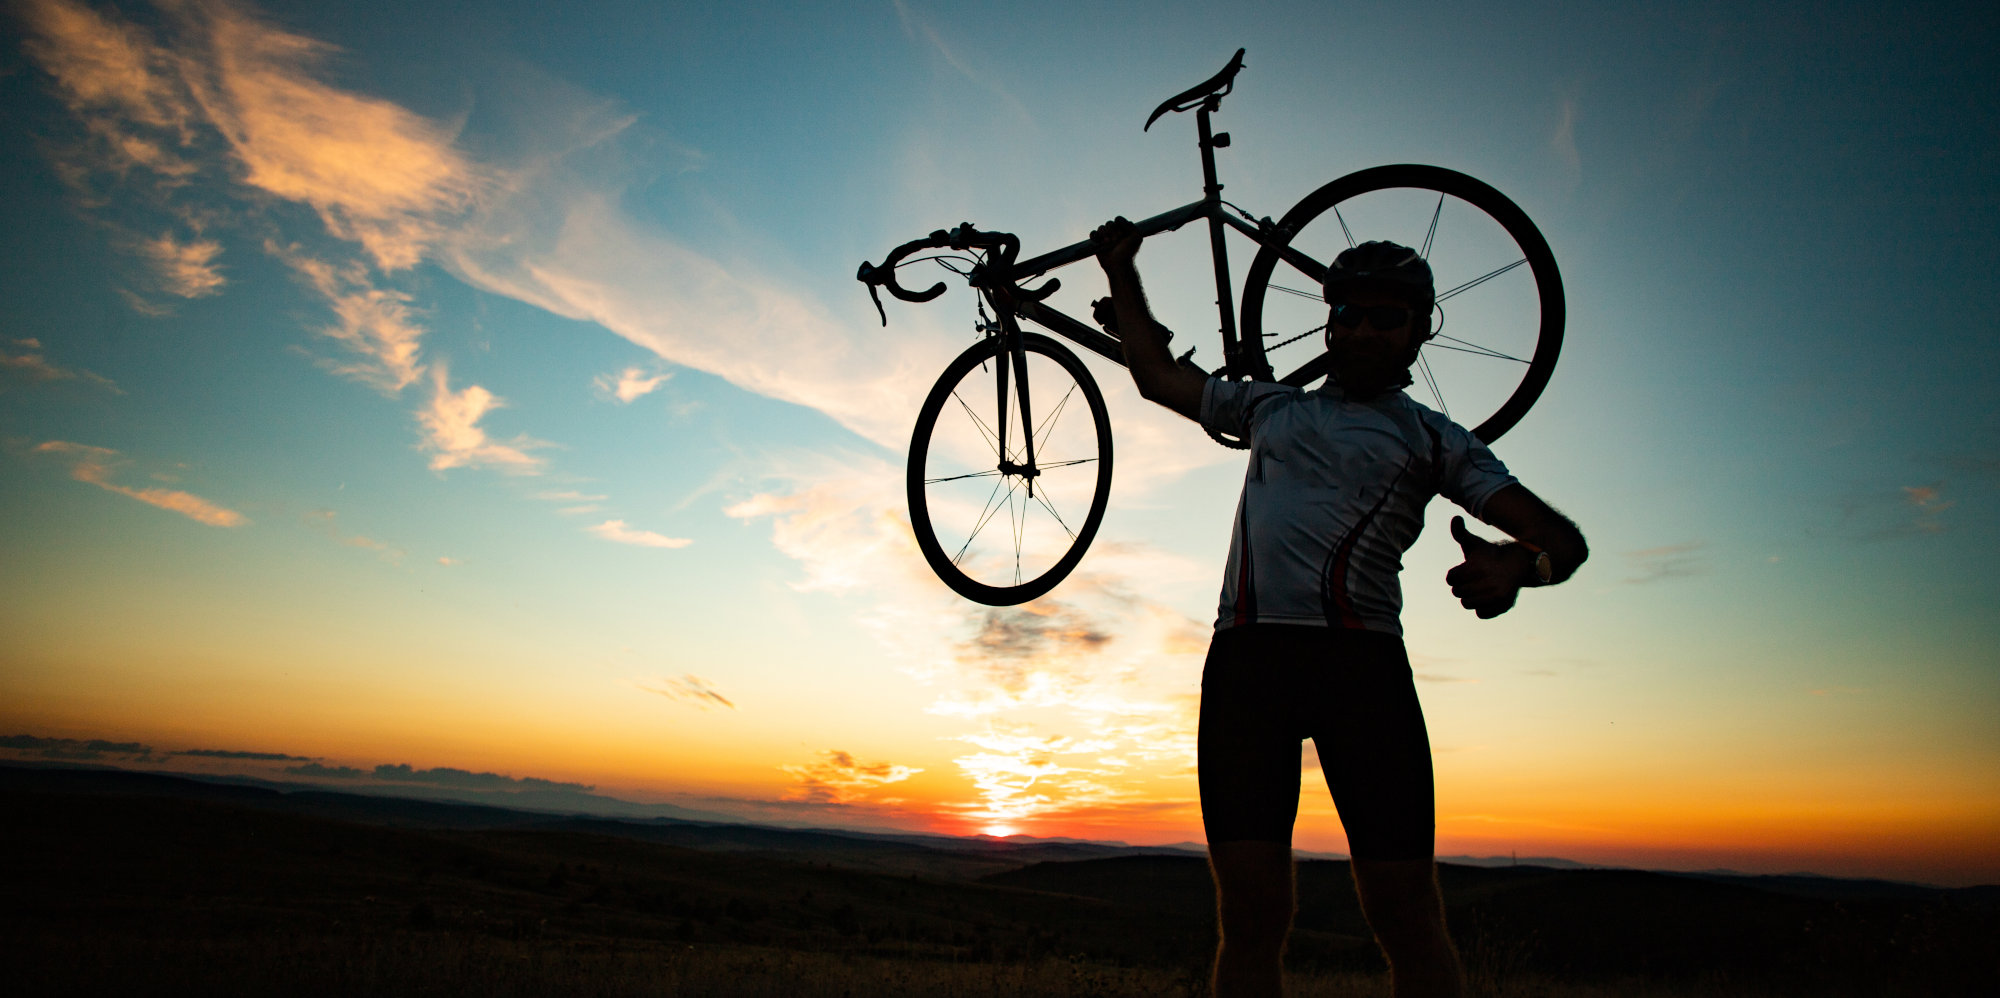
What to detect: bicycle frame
<box><xmin>861</xmin><ymin>92</ymin><xmax>1337</xmax><ymax>395</ymax></box>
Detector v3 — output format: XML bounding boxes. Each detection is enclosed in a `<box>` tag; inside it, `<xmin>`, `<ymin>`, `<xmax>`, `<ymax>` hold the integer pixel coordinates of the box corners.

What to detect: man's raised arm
<box><xmin>1093</xmin><ymin>217</ymin><xmax>1206</xmax><ymax>420</ymax></box>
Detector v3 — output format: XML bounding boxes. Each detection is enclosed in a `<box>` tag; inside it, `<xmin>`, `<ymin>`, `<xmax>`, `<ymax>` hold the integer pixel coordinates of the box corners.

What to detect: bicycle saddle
<box><xmin>1143</xmin><ymin>48</ymin><xmax>1246</xmax><ymax>131</ymax></box>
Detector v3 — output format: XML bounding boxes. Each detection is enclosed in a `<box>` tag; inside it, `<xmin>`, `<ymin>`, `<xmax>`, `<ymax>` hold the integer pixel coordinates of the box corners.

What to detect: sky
<box><xmin>2</xmin><ymin>0</ymin><xmax>1996</xmax><ymax>887</ymax></box>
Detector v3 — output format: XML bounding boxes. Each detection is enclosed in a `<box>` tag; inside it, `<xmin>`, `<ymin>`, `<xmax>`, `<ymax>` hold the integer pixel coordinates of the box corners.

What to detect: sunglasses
<box><xmin>1328</xmin><ymin>303</ymin><xmax>1416</xmax><ymax>330</ymax></box>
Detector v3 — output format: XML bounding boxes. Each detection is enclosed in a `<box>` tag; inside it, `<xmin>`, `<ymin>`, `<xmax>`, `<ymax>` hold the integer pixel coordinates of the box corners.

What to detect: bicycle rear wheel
<box><xmin>1239</xmin><ymin>165</ymin><xmax>1564</xmax><ymax>443</ymax></box>
<box><xmin>908</xmin><ymin>332</ymin><xmax>1114</xmax><ymax>606</ymax></box>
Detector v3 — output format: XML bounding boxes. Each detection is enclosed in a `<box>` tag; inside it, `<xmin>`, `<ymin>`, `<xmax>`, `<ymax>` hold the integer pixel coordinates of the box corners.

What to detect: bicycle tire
<box><xmin>1239</xmin><ymin>164</ymin><xmax>1564</xmax><ymax>444</ymax></box>
<box><xmin>908</xmin><ymin>332</ymin><xmax>1114</xmax><ymax>606</ymax></box>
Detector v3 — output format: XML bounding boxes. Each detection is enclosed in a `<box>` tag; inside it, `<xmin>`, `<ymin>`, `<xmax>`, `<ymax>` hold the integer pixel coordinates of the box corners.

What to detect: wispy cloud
<box><xmin>273</xmin><ymin>247</ymin><xmax>427</xmax><ymax>392</ymax></box>
<box><xmin>1900</xmin><ymin>483</ymin><xmax>1954</xmax><ymax>533</ymax></box>
<box><xmin>178</xmin><ymin>747</ymin><xmax>307</xmax><ymax>760</ymax></box>
<box><xmin>532</xmin><ymin>489</ymin><xmax>607</xmax><ymax>515</ymax></box>
<box><xmin>0</xmin><ymin>733</ymin><xmax>162</xmax><ymax>761</ymax></box>
<box><xmin>595</xmin><ymin>366</ymin><xmax>669</xmax><ymax>403</ymax></box>
<box><xmin>34</xmin><ymin>440</ymin><xmax>247</xmax><ymax>526</ymax></box>
<box><xmin>889</xmin><ymin>0</ymin><xmax>1032</xmax><ymax>124</ymax></box>
<box><xmin>416</xmin><ymin>366</ymin><xmax>546</xmax><ymax>473</ymax></box>
<box><xmin>285</xmin><ymin>761</ymin><xmax>364</xmax><ymax>778</ymax></box>
<box><xmin>371</xmin><ymin>763</ymin><xmax>594</xmax><ymax>793</ymax></box>
<box><xmin>534</xmin><ymin>490</ymin><xmax>607</xmax><ymax>502</ymax></box>
<box><xmin>586</xmin><ymin>519</ymin><xmax>691</xmax><ymax>548</ymax></box>
<box><xmin>302</xmin><ymin>509</ymin><xmax>403</xmax><ymax>562</ymax></box>
<box><xmin>639</xmin><ymin>674</ymin><xmax>735</xmax><ymax>710</ymax></box>
<box><xmin>1551</xmin><ymin>92</ymin><xmax>1581</xmax><ymax>180</ymax></box>
<box><xmin>1621</xmin><ymin>541</ymin><xmax>1706</xmax><ymax>584</ymax></box>
<box><xmin>135</xmin><ymin>231</ymin><xmax>226</xmax><ymax>297</ymax></box>
<box><xmin>780</xmin><ymin>749</ymin><xmax>922</xmax><ymax>805</ymax></box>
<box><xmin>174</xmin><ymin>0</ymin><xmax>486</xmax><ymax>271</ymax></box>
<box><xmin>0</xmin><ymin>338</ymin><xmax>120</xmax><ymax>391</ymax></box>
<box><xmin>1825</xmin><ymin>479</ymin><xmax>1962</xmax><ymax>541</ymax></box>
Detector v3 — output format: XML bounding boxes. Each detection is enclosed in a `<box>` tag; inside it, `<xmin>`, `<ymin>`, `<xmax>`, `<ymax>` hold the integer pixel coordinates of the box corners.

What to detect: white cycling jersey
<box><xmin>1200</xmin><ymin>377</ymin><xmax>1518</xmax><ymax>635</ymax></box>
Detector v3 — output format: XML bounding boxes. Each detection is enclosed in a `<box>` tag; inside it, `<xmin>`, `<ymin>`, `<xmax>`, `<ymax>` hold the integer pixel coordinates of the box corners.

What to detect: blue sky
<box><xmin>2</xmin><ymin>0</ymin><xmax>1996</xmax><ymax>883</ymax></box>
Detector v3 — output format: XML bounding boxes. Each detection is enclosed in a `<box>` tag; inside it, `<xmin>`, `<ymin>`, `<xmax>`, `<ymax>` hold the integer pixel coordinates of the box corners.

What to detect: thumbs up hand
<box><xmin>1445</xmin><ymin>516</ymin><xmax>1524</xmax><ymax>619</ymax></box>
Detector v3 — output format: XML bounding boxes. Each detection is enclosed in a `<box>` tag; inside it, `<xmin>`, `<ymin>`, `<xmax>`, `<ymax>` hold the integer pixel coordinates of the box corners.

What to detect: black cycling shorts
<box><xmin>1198</xmin><ymin>623</ymin><xmax>1435</xmax><ymax>860</ymax></box>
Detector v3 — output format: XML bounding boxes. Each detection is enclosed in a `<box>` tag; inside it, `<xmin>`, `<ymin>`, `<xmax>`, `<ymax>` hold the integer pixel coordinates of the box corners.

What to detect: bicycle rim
<box><xmin>908</xmin><ymin>332</ymin><xmax>1114</xmax><ymax>606</ymax></box>
<box><xmin>1239</xmin><ymin>165</ymin><xmax>1564</xmax><ymax>443</ymax></box>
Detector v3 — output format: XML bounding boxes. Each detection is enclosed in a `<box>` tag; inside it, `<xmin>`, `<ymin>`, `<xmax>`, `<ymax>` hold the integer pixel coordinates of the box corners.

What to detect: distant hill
<box><xmin>4</xmin><ymin>763</ymin><xmax>1994</xmax><ymax>997</ymax></box>
<box><xmin>0</xmin><ymin>763</ymin><xmax>1204</xmax><ymax>878</ymax></box>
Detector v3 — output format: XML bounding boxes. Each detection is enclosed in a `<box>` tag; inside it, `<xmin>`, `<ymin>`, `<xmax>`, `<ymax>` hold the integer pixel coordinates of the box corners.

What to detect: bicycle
<box><xmin>857</xmin><ymin>50</ymin><xmax>1564</xmax><ymax>607</ymax></box>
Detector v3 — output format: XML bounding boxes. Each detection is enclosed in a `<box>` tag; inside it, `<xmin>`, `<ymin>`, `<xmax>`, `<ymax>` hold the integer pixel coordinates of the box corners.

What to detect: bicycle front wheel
<box><xmin>908</xmin><ymin>332</ymin><xmax>1113</xmax><ymax>606</ymax></box>
<box><xmin>1240</xmin><ymin>165</ymin><xmax>1564</xmax><ymax>444</ymax></box>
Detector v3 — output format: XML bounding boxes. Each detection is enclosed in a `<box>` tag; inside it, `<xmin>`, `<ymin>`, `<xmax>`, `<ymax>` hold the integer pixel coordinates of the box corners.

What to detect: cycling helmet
<box><xmin>1322</xmin><ymin>240</ymin><xmax>1434</xmax><ymax>312</ymax></box>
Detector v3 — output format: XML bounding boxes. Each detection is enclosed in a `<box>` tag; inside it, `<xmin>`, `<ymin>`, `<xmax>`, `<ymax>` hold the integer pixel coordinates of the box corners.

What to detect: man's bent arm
<box><xmin>1478</xmin><ymin>483</ymin><xmax>1588</xmax><ymax>584</ymax></box>
<box><xmin>1094</xmin><ymin>218</ymin><xmax>1205</xmax><ymax>420</ymax></box>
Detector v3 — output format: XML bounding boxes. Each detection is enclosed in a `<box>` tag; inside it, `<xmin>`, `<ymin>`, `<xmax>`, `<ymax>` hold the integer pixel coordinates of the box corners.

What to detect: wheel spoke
<box><xmin>1031</xmin><ymin>383</ymin><xmax>1080</xmax><ymax>456</ymax></box>
<box><xmin>1010</xmin><ymin>486</ymin><xmax>1027</xmax><ymax>585</ymax></box>
<box><xmin>1435</xmin><ymin>258</ymin><xmax>1526</xmax><ymax>303</ymax></box>
<box><xmin>1425</xmin><ymin>335</ymin><xmax>1529</xmax><ymax>364</ymax></box>
<box><xmin>1033</xmin><ymin>489</ymin><xmax>1077</xmax><ymax>541</ymax></box>
<box><xmin>1421</xmin><ymin>192</ymin><xmax>1444</xmax><ymax>258</ymax></box>
<box><xmin>1269</xmin><ymin>283</ymin><xmax>1325</xmax><ymax>301</ymax></box>
<box><xmin>1416</xmin><ymin>351</ymin><xmax>1448</xmax><ymax>417</ymax></box>
<box><xmin>1334</xmin><ymin>206</ymin><xmax>1356</xmax><ymax>248</ymax></box>
<box><xmin>925</xmin><ymin>468</ymin><xmax>1003</xmax><ymax>485</ymax></box>
<box><xmin>952</xmin><ymin>475</ymin><xmax>1014</xmax><ymax>567</ymax></box>
<box><xmin>950</xmin><ymin>390</ymin><xmax>1003</xmax><ymax>459</ymax></box>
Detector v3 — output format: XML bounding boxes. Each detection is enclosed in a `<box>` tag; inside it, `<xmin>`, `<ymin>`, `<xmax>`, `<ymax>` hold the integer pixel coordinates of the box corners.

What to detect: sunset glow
<box><xmin>2</xmin><ymin>0</ymin><xmax>1996</xmax><ymax>889</ymax></box>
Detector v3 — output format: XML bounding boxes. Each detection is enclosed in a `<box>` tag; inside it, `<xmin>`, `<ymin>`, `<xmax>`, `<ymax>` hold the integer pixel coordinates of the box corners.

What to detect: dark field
<box><xmin>4</xmin><ymin>767</ymin><xmax>1994</xmax><ymax>997</ymax></box>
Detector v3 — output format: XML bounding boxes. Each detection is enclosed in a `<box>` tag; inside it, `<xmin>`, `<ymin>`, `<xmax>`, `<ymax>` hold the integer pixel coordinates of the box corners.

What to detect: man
<box><xmin>1092</xmin><ymin>218</ymin><xmax>1587</xmax><ymax>998</ymax></box>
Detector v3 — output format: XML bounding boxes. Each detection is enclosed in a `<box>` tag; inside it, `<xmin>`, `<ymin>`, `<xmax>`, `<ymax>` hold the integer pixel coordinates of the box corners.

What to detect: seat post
<box><xmin>1197</xmin><ymin>100</ymin><xmax>1260</xmax><ymax>379</ymax></box>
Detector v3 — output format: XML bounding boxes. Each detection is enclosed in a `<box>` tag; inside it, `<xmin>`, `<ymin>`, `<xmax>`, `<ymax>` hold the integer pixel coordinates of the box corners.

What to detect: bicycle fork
<box><xmin>990</xmin><ymin>308</ymin><xmax>1040</xmax><ymax>497</ymax></box>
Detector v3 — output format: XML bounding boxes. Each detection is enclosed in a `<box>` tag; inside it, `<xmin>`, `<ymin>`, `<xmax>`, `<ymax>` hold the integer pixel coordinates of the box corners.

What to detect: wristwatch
<box><xmin>1520</xmin><ymin>542</ymin><xmax>1553</xmax><ymax>586</ymax></box>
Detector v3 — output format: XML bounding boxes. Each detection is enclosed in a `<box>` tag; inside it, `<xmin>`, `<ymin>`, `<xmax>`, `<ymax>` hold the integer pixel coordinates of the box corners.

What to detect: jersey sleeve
<box><xmin>1431</xmin><ymin>414</ymin><xmax>1519</xmax><ymax>517</ymax></box>
<box><xmin>1201</xmin><ymin>378</ymin><xmax>1297</xmax><ymax>440</ymax></box>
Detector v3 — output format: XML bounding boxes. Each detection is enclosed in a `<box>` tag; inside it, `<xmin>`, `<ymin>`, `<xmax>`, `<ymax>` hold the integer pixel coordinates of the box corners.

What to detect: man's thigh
<box><xmin>1199</xmin><ymin>626</ymin><xmax>1312</xmax><ymax>845</ymax></box>
<box><xmin>1309</xmin><ymin>631</ymin><xmax>1435</xmax><ymax>861</ymax></box>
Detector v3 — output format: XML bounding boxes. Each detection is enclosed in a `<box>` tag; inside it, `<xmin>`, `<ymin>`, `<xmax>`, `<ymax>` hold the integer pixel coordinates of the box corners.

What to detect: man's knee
<box><xmin>1217</xmin><ymin>885</ymin><xmax>1294</xmax><ymax>945</ymax></box>
<box><xmin>1210</xmin><ymin>841</ymin><xmax>1295</xmax><ymax>948</ymax></box>
<box><xmin>1351</xmin><ymin>858</ymin><xmax>1449</xmax><ymax>946</ymax></box>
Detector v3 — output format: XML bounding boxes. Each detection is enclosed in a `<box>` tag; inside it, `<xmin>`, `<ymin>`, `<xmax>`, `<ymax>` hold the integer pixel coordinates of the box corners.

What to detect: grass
<box><xmin>5</xmin><ymin>772</ymin><xmax>1992</xmax><ymax>997</ymax></box>
<box><xmin>11</xmin><ymin>930</ymin><xmax>1805</xmax><ymax>998</ymax></box>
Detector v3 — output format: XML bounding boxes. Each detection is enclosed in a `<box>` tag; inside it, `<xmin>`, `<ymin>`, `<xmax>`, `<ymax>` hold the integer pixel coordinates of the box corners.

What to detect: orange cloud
<box><xmin>586</xmin><ymin>519</ymin><xmax>691</xmax><ymax>549</ymax></box>
<box><xmin>416</xmin><ymin>367</ymin><xmax>546</xmax><ymax>473</ymax></box>
<box><xmin>638</xmin><ymin>674</ymin><xmax>735</xmax><ymax>710</ymax></box>
<box><xmin>271</xmin><ymin>248</ymin><xmax>425</xmax><ymax>391</ymax></box>
<box><xmin>595</xmin><ymin>366</ymin><xmax>669</xmax><ymax>403</ymax></box>
<box><xmin>1</xmin><ymin>339</ymin><xmax>120</xmax><ymax>391</ymax></box>
<box><xmin>302</xmin><ymin>509</ymin><xmax>403</xmax><ymax>563</ymax></box>
<box><xmin>136</xmin><ymin>232</ymin><xmax>225</xmax><ymax>298</ymax></box>
<box><xmin>18</xmin><ymin>0</ymin><xmax>192</xmax><ymax>135</ymax></box>
<box><xmin>34</xmin><ymin>440</ymin><xmax>246</xmax><ymax>527</ymax></box>
<box><xmin>176</xmin><ymin>0</ymin><xmax>484</xmax><ymax>270</ymax></box>
<box><xmin>780</xmin><ymin>750</ymin><xmax>921</xmax><ymax>804</ymax></box>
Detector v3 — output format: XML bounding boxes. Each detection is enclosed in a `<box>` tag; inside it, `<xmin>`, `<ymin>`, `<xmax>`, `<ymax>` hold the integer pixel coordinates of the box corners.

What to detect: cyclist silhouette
<box><xmin>1094</xmin><ymin>217</ymin><xmax>1588</xmax><ymax>998</ymax></box>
